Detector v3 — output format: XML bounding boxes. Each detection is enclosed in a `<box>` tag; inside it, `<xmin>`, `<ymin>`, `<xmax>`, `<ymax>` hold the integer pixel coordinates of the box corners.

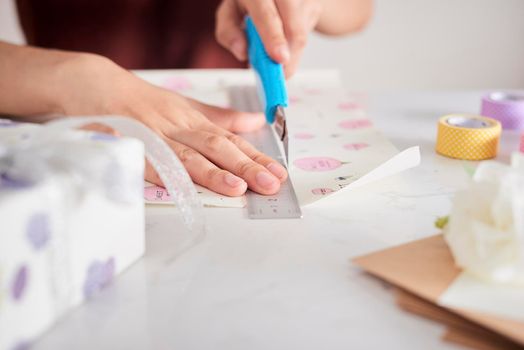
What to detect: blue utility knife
<box><xmin>245</xmin><ymin>16</ymin><xmax>290</xmax><ymax>163</ymax></box>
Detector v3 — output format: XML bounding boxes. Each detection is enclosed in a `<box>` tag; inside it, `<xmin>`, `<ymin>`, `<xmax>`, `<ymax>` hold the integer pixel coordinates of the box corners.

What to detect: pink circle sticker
<box><xmin>289</xmin><ymin>96</ymin><xmax>301</xmax><ymax>104</ymax></box>
<box><xmin>163</xmin><ymin>76</ymin><xmax>192</xmax><ymax>92</ymax></box>
<box><xmin>294</xmin><ymin>132</ymin><xmax>315</xmax><ymax>140</ymax></box>
<box><xmin>311</xmin><ymin>188</ymin><xmax>335</xmax><ymax>195</ymax></box>
<box><xmin>144</xmin><ymin>186</ymin><xmax>171</xmax><ymax>202</ymax></box>
<box><xmin>338</xmin><ymin>119</ymin><xmax>373</xmax><ymax>130</ymax></box>
<box><xmin>293</xmin><ymin>157</ymin><xmax>346</xmax><ymax>171</ymax></box>
<box><xmin>343</xmin><ymin>143</ymin><xmax>369</xmax><ymax>151</ymax></box>
<box><xmin>337</xmin><ymin>102</ymin><xmax>361</xmax><ymax>110</ymax></box>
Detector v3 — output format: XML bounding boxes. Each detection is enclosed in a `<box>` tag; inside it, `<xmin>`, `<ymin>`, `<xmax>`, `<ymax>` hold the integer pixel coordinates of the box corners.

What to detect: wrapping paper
<box><xmin>285</xmin><ymin>86</ymin><xmax>420</xmax><ymax>206</ymax></box>
<box><xmin>138</xmin><ymin>70</ymin><xmax>420</xmax><ymax>207</ymax></box>
<box><xmin>0</xmin><ymin>120</ymin><xmax>145</xmax><ymax>350</ymax></box>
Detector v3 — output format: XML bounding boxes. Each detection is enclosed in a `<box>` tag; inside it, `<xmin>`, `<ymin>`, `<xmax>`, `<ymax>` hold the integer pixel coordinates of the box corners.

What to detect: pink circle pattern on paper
<box><xmin>144</xmin><ymin>186</ymin><xmax>172</xmax><ymax>202</ymax></box>
<box><xmin>294</xmin><ymin>132</ymin><xmax>315</xmax><ymax>140</ymax></box>
<box><xmin>294</xmin><ymin>157</ymin><xmax>344</xmax><ymax>171</ymax></box>
<box><xmin>311</xmin><ymin>188</ymin><xmax>335</xmax><ymax>195</ymax></box>
<box><xmin>289</xmin><ymin>96</ymin><xmax>301</xmax><ymax>104</ymax></box>
<box><xmin>338</xmin><ymin>119</ymin><xmax>373</xmax><ymax>130</ymax></box>
<box><xmin>337</xmin><ymin>102</ymin><xmax>361</xmax><ymax>111</ymax></box>
<box><xmin>343</xmin><ymin>142</ymin><xmax>369</xmax><ymax>151</ymax></box>
<box><xmin>163</xmin><ymin>76</ymin><xmax>192</xmax><ymax>92</ymax></box>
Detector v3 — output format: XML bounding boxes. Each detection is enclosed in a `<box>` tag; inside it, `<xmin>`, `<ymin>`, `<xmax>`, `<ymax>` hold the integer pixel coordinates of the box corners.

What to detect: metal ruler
<box><xmin>229</xmin><ymin>86</ymin><xmax>302</xmax><ymax>219</ymax></box>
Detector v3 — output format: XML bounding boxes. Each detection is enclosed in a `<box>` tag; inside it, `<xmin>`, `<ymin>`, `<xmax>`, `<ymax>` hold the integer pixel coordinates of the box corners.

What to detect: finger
<box><xmin>164</xmin><ymin>138</ymin><xmax>248</xmax><ymax>197</ymax></box>
<box><xmin>222</xmin><ymin>131</ymin><xmax>288</xmax><ymax>181</ymax></box>
<box><xmin>186</xmin><ymin>111</ymin><xmax>287</xmax><ymax>181</ymax></box>
<box><xmin>144</xmin><ymin>159</ymin><xmax>163</xmax><ymax>186</ymax></box>
<box><xmin>186</xmin><ymin>119</ymin><xmax>287</xmax><ymax>181</ymax></box>
<box><xmin>283</xmin><ymin>50</ymin><xmax>301</xmax><ymax>78</ymax></box>
<box><xmin>275</xmin><ymin>0</ymin><xmax>309</xmax><ymax>78</ymax></box>
<box><xmin>172</xmin><ymin>129</ymin><xmax>281</xmax><ymax>195</ymax></box>
<box><xmin>187</xmin><ymin>98</ymin><xmax>265</xmax><ymax>133</ymax></box>
<box><xmin>215</xmin><ymin>0</ymin><xmax>247</xmax><ymax>61</ymax></box>
<box><xmin>241</xmin><ymin>0</ymin><xmax>290</xmax><ymax>63</ymax></box>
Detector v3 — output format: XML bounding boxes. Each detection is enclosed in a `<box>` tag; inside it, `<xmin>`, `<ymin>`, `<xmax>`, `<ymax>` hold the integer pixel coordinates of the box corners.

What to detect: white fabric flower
<box><xmin>444</xmin><ymin>153</ymin><xmax>524</xmax><ymax>285</ymax></box>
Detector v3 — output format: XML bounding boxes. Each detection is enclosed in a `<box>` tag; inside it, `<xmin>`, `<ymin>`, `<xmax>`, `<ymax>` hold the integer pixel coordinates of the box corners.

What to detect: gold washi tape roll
<box><xmin>436</xmin><ymin>114</ymin><xmax>501</xmax><ymax>160</ymax></box>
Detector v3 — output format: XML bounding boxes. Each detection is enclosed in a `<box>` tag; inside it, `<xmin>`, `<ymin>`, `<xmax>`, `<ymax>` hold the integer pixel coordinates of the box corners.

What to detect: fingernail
<box><xmin>275</xmin><ymin>44</ymin><xmax>290</xmax><ymax>63</ymax></box>
<box><xmin>266</xmin><ymin>162</ymin><xmax>286</xmax><ymax>180</ymax></box>
<box><xmin>224</xmin><ymin>173</ymin><xmax>245</xmax><ymax>188</ymax></box>
<box><xmin>231</xmin><ymin>39</ymin><xmax>246</xmax><ymax>61</ymax></box>
<box><xmin>255</xmin><ymin>171</ymin><xmax>278</xmax><ymax>189</ymax></box>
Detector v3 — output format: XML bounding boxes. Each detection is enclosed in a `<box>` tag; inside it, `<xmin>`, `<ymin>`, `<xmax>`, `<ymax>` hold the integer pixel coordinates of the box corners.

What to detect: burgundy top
<box><xmin>16</xmin><ymin>0</ymin><xmax>245</xmax><ymax>69</ymax></box>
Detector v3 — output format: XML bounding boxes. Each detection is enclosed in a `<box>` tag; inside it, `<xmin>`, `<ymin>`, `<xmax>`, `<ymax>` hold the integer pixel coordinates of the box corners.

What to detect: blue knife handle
<box><xmin>245</xmin><ymin>16</ymin><xmax>288</xmax><ymax>123</ymax></box>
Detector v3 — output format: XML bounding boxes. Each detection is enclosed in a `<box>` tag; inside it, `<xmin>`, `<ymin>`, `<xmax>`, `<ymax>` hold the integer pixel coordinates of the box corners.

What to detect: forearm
<box><xmin>0</xmin><ymin>41</ymin><xmax>75</xmax><ymax>120</ymax></box>
<box><xmin>316</xmin><ymin>0</ymin><xmax>373</xmax><ymax>35</ymax></box>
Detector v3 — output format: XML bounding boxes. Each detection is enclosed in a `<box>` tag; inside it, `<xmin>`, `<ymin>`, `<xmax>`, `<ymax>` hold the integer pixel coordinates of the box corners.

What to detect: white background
<box><xmin>1</xmin><ymin>0</ymin><xmax>523</xmax><ymax>90</ymax></box>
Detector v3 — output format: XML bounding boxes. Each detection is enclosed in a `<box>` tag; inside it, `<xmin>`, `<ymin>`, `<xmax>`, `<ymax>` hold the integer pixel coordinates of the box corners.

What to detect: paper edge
<box><xmin>304</xmin><ymin>146</ymin><xmax>421</xmax><ymax>206</ymax></box>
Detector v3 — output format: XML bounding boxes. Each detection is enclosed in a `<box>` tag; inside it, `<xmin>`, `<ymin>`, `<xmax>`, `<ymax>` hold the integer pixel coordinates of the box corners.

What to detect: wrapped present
<box><xmin>0</xmin><ymin>119</ymin><xmax>146</xmax><ymax>350</ymax></box>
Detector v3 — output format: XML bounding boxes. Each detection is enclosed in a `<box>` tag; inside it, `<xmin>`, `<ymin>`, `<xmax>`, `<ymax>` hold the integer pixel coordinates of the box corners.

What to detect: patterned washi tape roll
<box><xmin>481</xmin><ymin>92</ymin><xmax>524</xmax><ymax>130</ymax></box>
<box><xmin>436</xmin><ymin>114</ymin><xmax>501</xmax><ymax>160</ymax></box>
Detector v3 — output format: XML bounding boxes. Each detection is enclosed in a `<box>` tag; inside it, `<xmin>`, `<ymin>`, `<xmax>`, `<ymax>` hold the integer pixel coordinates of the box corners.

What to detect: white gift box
<box><xmin>0</xmin><ymin>120</ymin><xmax>145</xmax><ymax>350</ymax></box>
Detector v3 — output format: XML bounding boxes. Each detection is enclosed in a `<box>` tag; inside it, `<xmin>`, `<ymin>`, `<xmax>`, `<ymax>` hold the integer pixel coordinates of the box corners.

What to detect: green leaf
<box><xmin>435</xmin><ymin>216</ymin><xmax>449</xmax><ymax>230</ymax></box>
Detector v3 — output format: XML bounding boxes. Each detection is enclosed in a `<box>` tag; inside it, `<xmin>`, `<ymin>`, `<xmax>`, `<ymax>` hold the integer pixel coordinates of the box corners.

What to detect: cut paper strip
<box><xmin>439</xmin><ymin>272</ymin><xmax>524</xmax><ymax>323</ymax></box>
<box><xmin>144</xmin><ymin>182</ymin><xmax>245</xmax><ymax>208</ymax></box>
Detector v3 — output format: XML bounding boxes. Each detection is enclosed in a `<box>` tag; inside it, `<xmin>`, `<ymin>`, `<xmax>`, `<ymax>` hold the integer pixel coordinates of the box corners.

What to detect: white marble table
<box><xmin>33</xmin><ymin>90</ymin><xmax>521</xmax><ymax>350</ymax></box>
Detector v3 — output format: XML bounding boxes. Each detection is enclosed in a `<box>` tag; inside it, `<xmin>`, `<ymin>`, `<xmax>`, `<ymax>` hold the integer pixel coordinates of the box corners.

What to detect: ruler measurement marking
<box><xmin>229</xmin><ymin>86</ymin><xmax>302</xmax><ymax>219</ymax></box>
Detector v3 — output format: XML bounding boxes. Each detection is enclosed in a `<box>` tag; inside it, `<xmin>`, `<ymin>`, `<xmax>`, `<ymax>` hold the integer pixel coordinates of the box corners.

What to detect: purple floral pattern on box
<box><xmin>0</xmin><ymin>119</ymin><xmax>19</xmax><ymax>127</ymax></box>
<box><xmin>90</xmin><ymin>133</ymin><xmax>118</xmax><ymax>142</ymax></box>
<box><xmin>83</xmin><ymin>257</ymin><xmax>115</xmax><ymax>299</ymax></box>
<box><xmin>0</xmin><ymin>173</ymin><xmax>32</xmax><ymax>189</ymax></box>
<box><xmin>11</xmin><ymin>340</ymin><xmax>31</xmax><ymax>350</ymax></box>
<box><xmin>26</xmin><ymin>212</ymin><xmax>51</xmax><ymax>250</ymax></box>
<box><xmin>11</xmin><ymin>265</ymin><xmax>28</xmax><ymax>301</ymax></box>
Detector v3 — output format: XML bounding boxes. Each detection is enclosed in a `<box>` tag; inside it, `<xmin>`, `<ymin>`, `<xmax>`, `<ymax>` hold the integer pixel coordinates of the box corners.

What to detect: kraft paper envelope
<box><xmin>353</xmin><ymin>235</ymin><xmax>524</xmax><ymax>346</ymax></box>
<box><xmin>396</xmin><ymin>290</ymin><xmax>522</xmax><ymax>350</ymax></box>
<box><xmin>444</xmin><ymin>326</ymin><xmax>523</xmax><ymax>350</ymax></box>
<box><xmin>396</xmin><ymin>290</ymin><xmax>481</xmax><ymax>334</ymax></box>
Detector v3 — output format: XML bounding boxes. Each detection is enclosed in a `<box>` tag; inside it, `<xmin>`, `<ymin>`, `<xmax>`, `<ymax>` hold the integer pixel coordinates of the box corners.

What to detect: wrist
<box><xmin>49</xmin><ymin>52</ymin><xmax>118</xmax><ymax>116</ymax></box>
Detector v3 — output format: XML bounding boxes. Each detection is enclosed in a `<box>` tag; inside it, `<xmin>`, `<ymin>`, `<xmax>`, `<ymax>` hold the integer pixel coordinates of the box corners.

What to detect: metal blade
<box><xmin>229</xmin><ymin>85</ymin><xmax>302</xmax><ymax>219</ymax></box>
<box><xmin>274</xmin><ymin>106</ymin><xmax>288</xmax><ymax>165</ymax></box>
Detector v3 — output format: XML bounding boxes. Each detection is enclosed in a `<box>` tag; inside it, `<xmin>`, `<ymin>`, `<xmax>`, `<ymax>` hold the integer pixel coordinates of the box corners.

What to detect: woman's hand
<box><xmin>215</xmin><ymin>0</ymin><xmax>373</xmax><ymax>78</ymax></box>
<box><xmin>58</xmin><ymin>54</ymin><xmax>288</xmax><ymax>196</ymax></box>
<box><xmin>0</xmin><ymin>43</ymin><xmax>287</xmax><ymax>197</ymax></box>
<box><xmin>216</xmin><ymin>0</ymin><xmax>322</xmax><ymax>78</ymax></box>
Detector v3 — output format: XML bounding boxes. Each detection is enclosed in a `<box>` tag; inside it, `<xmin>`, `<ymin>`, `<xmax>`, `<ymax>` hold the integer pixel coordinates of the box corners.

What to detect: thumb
<box><xmin>188</xmin><ymin>98</ymin><xmax>265</xmax><ymax>133</ymax></box>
